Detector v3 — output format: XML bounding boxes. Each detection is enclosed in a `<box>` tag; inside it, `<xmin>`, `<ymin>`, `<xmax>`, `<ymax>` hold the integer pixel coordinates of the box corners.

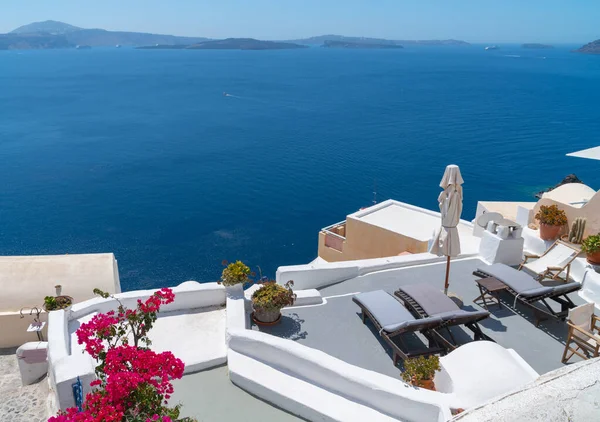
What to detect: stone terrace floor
<box><xmin>254</xmin><ymin>257</ymin><xmax>586</xmax><ymax>378</ymax></box>
<box><xmin>0</xmin><ymin>348</ymin><xmax>49</xmax><ymax>422</ymax></box>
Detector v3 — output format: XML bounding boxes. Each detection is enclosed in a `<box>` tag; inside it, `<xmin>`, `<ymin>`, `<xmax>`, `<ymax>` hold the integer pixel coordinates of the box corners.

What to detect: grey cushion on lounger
<box><xmin>398</xmin><ymin>284</ymin><xmax>490</xmax><ymax>322</ymax></box>
<box><xmin>399</xmin><ymin>284</ymin><xmax>458</xmax><ymax>315</ymax></box>
<box><xmin>353</xmin><ymin>290</ymin><xmax>442</xmax><ymax>333</ymax></box>
<box><xmin>435</xmin><ymin>310</ymin><xmax>490</xmax><ymax>324</ymax></box>
<box><xmin>477</xmin><ymin>263</ymin><xmax>554</xmax><ymax>297</ymax></box>
<box><xmin>551</xmin><ymin>282</ymin><xmax>581</xmax><ymax>295</ymax></box>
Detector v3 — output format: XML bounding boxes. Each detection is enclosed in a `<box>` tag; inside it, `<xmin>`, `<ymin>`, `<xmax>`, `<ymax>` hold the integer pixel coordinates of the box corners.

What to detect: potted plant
<box><xmin>401</xmin><ymin>355</ymin><xmax>441</xmax><ymax>391</ymax></box>
<box><xmin>44</xmin><ymin>294</ymin><xmax>73</xmax><ymax>312</ymax></box>
<box><xmin>582</xmin><ymin>234</ymin><xmax>600</xmax><ymax>265</ymax></box>
<box><xmin>535</xmin><ymin>205</ymin><xmax>567</xmax><ymax>240</ymax></box>
<box><xmin>251</xmin><ymin>281</ymin><xmax>296</xmax><ymax>325</ymax></box>
<box><xmin>220</xmin><ymin>260</ymin><xmax>251</xmax><ymax>295</ymax></box>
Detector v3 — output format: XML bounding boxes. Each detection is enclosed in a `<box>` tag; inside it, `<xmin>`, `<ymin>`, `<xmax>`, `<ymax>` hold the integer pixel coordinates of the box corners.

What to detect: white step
<box><xmin>228</xmin><ymin>350</ymin><xmax>401</xmax><ymax>422</ymax></box>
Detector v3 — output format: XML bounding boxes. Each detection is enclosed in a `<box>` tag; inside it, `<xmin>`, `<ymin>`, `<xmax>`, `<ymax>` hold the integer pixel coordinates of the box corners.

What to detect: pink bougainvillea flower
<box><xmin>51</xmin><ymin>288</ymin><xmax>187</xmax><ymax>422</ymax></box>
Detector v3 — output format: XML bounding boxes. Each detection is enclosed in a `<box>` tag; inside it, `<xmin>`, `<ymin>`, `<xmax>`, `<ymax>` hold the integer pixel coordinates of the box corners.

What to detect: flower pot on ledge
<box><xmin>413</xmin><ymin>378</ymin><xmax>436</xmax><ymax>391</ymax></box>
<box><xmin>252</xmin><ymin>307</ymin><xmax>282</xmax><ymax>325</ymax></box>
<box><xmin>539</xmin><ymin>223</ymin><xmax>562</xmax><ymax>241</ymax></box>
<box><xmin>587</xmin><ymin>251</ymin><xmax>600</xmax><ymax>265</ymax></box>
<box><xmin>43</xmin><ymin>295</ymin><xmax>73</xmax><ymax>313</ymax></box>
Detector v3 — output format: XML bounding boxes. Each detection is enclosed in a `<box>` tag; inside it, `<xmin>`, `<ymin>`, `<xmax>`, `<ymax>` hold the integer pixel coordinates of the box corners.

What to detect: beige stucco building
<box><xmin>0</xmin><ymin>253</ymin><xmax>121</xmax><ymax>348</ymax></box>
<box><xmin>318</xmin><ymin>200</ymin><xmax>479</xmax><ymax>262</ymax></box>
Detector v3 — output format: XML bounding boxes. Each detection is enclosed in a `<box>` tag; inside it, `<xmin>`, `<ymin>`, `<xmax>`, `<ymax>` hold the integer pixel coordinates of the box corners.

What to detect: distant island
<box><xmin>286</xmin><ymin>35</ymin><xmax>469</xmax><ymax>46</ymax></box>
<box><xmin>322</xmin><ymin>40</ymin><xmax>403</xmax><ymax>49</ymax></box>
<box><xmin>138</xmin><ymin>38</ymin><xmax>307</xmax><ymax>50</ymax></box>
<box><xmin>0</xmin><ymin>32</ymin><xmax>71</xmax><ymax>50</ymax></box>
<box><xmin>1</xmin><ymin>20</ymin><xmax>208</xmax><ymax>49</ymax></box>
<box><xmin>1</xmin><ymin>20</ymin><xmax>470</xmax><ymax>50</ymax></box>
<box><xmin>575</xmin><ymin>39</ymin><xmax>600</xmax><ymax>54</ymax></box>
<box><xmin>522</xmin><ymin>43</ymin><xmax>554</xmax><ymax>49</ymax></box>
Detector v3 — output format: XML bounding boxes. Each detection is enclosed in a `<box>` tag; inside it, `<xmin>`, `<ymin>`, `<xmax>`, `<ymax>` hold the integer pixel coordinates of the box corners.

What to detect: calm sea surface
<box><xmin>1</xmin><ymin>45</ymin><xmax>599</xmax><ymax>290</ymax></box>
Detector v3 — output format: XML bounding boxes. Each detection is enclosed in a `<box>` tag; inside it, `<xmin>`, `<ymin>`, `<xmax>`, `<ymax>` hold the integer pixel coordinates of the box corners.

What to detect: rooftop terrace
<box><xmin>255</xmin><ymin>257</ymin><xmax>585</xmax><ymax>377</ymax></box>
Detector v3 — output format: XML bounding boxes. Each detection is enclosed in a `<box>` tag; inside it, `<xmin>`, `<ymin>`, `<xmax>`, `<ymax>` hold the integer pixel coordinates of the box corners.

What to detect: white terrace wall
<box><xmin>277</xmin><ymin>253</ymin><xmax>451</xmax><ymax>290</ymax></box>
<box><xmin>48</xmin><ymin>281</ymin><xmax>226</xmax><ymax>411</ymax></box>
<box><xmin>227</xmin><ymin>328</ymin><xmax>454</xmax><ymax>422</ymax></box>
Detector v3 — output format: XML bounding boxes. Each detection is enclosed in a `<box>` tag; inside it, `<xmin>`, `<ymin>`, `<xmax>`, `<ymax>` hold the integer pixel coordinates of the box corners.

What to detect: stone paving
<box><xmin>0</xmin><ymin>348</ymin><xmax>49</xmax><ymax>422</ymax></box>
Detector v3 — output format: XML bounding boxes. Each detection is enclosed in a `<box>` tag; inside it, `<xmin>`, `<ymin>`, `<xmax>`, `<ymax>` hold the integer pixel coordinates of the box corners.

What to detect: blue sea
<box><xmin>1</xmin><ymin>45</ymin><xmax>599</xmax><ymax>291</ymax></box>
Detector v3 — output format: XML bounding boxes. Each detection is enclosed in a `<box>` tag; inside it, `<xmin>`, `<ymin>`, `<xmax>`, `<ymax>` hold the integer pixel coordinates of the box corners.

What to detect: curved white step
<box><xmin>228</xmin><ymin>350</ymin><xmax>401</xmax><ymax>422</ymax></box>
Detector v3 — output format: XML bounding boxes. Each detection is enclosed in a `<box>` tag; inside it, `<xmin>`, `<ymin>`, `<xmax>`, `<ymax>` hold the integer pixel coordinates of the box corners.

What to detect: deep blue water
<box><xmin>1</xmin><ymin>45</ymin><xmax>599</xmax><ymax>291</ymax></box>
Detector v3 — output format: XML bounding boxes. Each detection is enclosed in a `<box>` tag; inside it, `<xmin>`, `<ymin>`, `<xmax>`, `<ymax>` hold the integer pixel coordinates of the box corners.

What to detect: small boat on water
<box><xmin>116</xmin><ymin>44</ymin><xmax>121</xmax><ymax>48</ymax></box>
<box><xmin>76</xmin><ymin>45</ymin><xmax>92</xmax><ymax>50</ymax></box>
<box><xmin>485</xmin><ymin>45</ymin><xmax>499</xmax><ymax>51</ymax></box>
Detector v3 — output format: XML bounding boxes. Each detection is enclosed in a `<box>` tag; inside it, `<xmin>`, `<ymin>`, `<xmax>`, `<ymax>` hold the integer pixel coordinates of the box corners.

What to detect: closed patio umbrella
<box><xmin>430</xmin><ymin>165</ymin><xmax>464</xmax><ymax>295</ymax></box>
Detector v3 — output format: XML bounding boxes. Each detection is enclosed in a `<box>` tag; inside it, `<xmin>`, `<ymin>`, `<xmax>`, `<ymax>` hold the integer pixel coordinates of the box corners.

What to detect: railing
<box><xmin>322</xmin><ymin>221</ymin><xmax>346</xmax><ymax>252</ymax></box>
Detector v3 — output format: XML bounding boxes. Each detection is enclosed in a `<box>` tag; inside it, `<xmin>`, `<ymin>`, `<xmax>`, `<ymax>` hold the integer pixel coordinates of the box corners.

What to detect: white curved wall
<box><xmin>434</xmin><ymin>341</ymin><xmax>539</xmax><ymax>410</ymax></box>
<box><xmin>48</xmin><ymin>281</ymin><xmax>226</xmax><ymax>411</ymax></box>
<box><xmin>227</xmin><ymin>328</ymin><xmax>453</xmax><ymax>422</ymax></box>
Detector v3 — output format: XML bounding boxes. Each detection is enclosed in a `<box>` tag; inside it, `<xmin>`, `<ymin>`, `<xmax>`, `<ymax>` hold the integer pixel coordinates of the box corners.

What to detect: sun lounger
<box><xmin>518</xmin><ymin>239</ymin><xmax>581</xmax><ymax>282</ymax></box>
<box><xmin>352</xmin><ymin>290</ymin><xmax>447</xmax><ymax>365</ymax></box>
<box><xmin>393</xmin><ymin>284</ymin><xmax>492</xmax><ymax>351</ymax></box>
<box><xmin>474</xmin><ymin>263</ymin><xmax>581</xmax><ymax>325</ymax></box>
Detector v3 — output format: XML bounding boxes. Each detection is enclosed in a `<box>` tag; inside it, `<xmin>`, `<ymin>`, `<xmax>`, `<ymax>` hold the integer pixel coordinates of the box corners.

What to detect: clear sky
<box><xmin>2</xmin><ymin>0</ymin><xmax>598</xmax><ymax>43</ymax></box>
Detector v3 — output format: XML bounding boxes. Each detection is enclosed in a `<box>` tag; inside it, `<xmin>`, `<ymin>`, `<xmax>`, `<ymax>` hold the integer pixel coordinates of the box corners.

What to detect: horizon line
<box><xmin>5</xmin><ymin>20</ymin><xmax>595</xmax><ymax>45</ymax></box>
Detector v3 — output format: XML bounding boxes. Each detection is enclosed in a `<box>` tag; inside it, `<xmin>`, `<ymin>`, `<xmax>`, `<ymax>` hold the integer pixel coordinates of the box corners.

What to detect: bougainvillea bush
<box><xmin>49</xmin><ymin>288</ymin><xmax>196</xmax><ymax>422</ymax></box>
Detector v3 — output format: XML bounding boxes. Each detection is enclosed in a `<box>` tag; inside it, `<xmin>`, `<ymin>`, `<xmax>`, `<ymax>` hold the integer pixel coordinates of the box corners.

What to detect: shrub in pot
<box><xmin>44</xmin><ymin>294</ymin><xmax>73</xmax><ymax>311</ymax></box>
<box><xmin>220</xmin><ymin>260</ymin><xmax>251</xmax><ymax>287</ymax></box>
<box><xmin>401</xmin><ymin>355</ymin><xmax>441</xmax><ymax>391</ymax></box>
<box><xmin>535</xmin><ymin>205</ymin><xmax>567</xmax><ymax>240</ymax></box>
<box><xmin>251</xmin><ymin>281</ymin><xmax>296</xmax><ymax>325</ymax></box>
<box><xmin>582</xmin><ymin>234</ymin><xmax>600</xmax><ymax>265</ymax></box>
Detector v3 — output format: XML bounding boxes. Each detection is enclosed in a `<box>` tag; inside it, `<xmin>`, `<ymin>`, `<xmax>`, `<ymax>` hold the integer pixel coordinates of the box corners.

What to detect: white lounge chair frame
<box><xmin>561</xmin><ymin>303</ymin><xmax>600</xmax><ymax>364</ymax></box>
<box><xmin>518</xmin><ymin>239</ymin><xmax>581</xmax><ymax>282</ymax></box>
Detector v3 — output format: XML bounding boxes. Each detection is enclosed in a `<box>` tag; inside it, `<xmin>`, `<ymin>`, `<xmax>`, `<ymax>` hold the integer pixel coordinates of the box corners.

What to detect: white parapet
<box><xmin>227</xmin><ymin>328</ymin><xmax>453</xmax><ymax>422</ymax></box>
<box><xmin>277</xmin><ymin>253</ymin><xmax>448</xmax><ymax>290</ymax></box>
<box><xmin>47</xmin><ymin>281</ymin><xmax>227</xmax><ymax>411</ymax></box>
<box><xmin>434</xmin><ymin>341</ymin><xmax>539</xmax><ymax>410</ymax></box>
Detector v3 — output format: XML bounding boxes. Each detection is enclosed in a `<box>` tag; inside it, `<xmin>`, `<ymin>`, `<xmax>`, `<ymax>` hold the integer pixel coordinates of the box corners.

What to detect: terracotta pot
<box><xmin>539</xmin><ymin>223</ymin><xmax>562</xmax><ymax>241</ymax></box>
<box><xmin>413</xmin><ymin>378</ymin><xmax>436</xmax><ymax>391</ymax></box>
<box><xmin>44</xmin><ymin>295</ymin><xmax>73</xmax><ymax>312</ymax></box>
<box><xmin>252</xmin><ymin>308</ymin><xmax>282</xmax><ymax>325</ymax></box>
<box><xmin>587</xmin><ymin>250</ymin><xmax>600</xmax><ymax>265</ymax></box>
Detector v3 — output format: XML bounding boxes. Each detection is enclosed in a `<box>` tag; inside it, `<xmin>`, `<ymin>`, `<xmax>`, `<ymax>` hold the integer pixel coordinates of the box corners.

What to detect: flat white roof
<box><xmin>542</xmin><ymin>183</ymin><xmax>597</xmax><ymax>207</ymax></box>
<box><xmin>347</xmin><ymin>200</ymin><xmax>479</xmax><ymax>255</ymax></box>
<box><xmin>351</xmin><ymin>200</ymin><xmax>474</xmax><ymax>239</ymax></box>
<box><xmin>355</xmin><ymin>202</ymin><xmax>440</xmax><ymax>241</ymax></box>
<box><xmin>566</xmin><ymin>146</ymin><xmax>600</xmax><ymax>161</ymax></box>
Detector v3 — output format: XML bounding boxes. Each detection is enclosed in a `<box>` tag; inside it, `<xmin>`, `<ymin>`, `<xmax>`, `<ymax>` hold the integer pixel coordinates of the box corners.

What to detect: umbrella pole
<box><xmin>444</xmin><ymin>256</ymin><xmax>451</xmax><ymax>295</ymax></box>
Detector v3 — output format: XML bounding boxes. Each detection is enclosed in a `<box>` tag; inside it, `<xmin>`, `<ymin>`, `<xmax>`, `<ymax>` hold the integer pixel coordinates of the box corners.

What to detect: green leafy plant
<box><xmin>220</xmin><ymin>260</ymin><xmax>252</xmax><ymax>286</ymax></box>
<box><xmin>582</xmin><ymin>234</ymin><xmax>600</xmax><ymax>254</ymax></box>
<box><xmin>535</xmin><ymin>205</ymin><xmax>567</xmax><ymax>226</ymax></box>
<box><xmin>251</xmin><ymin>281</ymin><xmax>296</xmax><ymax>312</ymax></box>
<box><xmin>44</xmin><ymin>295</ymin><xmax>73</xmax><ymax>311</ymax></box>
<box><xmin>401</xmin><ymin>355</ymin><xmax>441</xmax><ymax>384</ymax></box>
